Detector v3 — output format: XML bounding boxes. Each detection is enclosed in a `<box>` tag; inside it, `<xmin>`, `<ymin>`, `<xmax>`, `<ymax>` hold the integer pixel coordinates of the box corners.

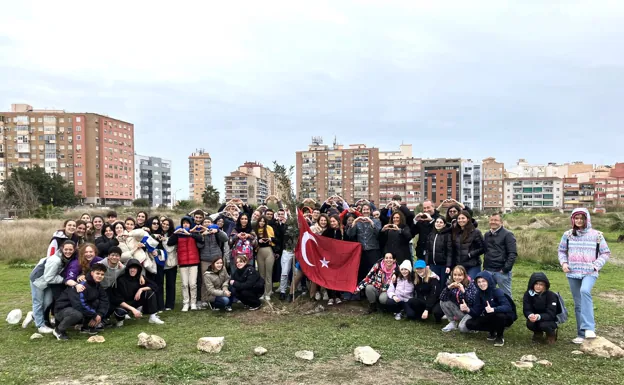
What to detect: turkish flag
<box><xmin>295</xmin><ymin>209</ymin><xmax>362</xmax><ymax>292</ymax></box>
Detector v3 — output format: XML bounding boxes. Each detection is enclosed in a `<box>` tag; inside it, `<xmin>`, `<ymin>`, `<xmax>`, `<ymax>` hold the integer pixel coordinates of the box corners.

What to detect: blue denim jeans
<box><xmin>466</xmin><ymin>266</ymin><xmax>481</xmax><ymax>281</ymax></box>
<box><xmin>430</xmin><ymin>265</ymin><xmax>449</xmax><ymax>288</ymax></box>
<box><xmin>211</xmin><ymin>296</ymin><xmax>232</xmax><ymax>309</ymax></box>
<box><xmin>487</xmin><ymin>270</ymin><xmax>512</xmax><ymax>298</ymax></box>
<box><xmin>568</xmin><ymin>275</ymin><xmax>597</xmax><ymax>337</ymax></box>
<box><xmin>30</xmin><ymin>282</ymin><xmax>53</xmax><ymax>328</ymax></box>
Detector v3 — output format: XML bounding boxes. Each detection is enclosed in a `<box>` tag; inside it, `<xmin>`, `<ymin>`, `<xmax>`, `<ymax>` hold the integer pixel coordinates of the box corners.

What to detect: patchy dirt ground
<box><xmin>597</xmin><ymin>290</ymin><xmax>624</xmax><ymax>306</ymax></box>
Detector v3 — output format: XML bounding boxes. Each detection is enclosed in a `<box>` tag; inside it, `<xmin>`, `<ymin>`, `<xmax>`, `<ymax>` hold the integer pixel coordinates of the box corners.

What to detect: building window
<box><xmin>76</xmin><ymin>117</ymin><xmax>81</xmax><ymax>122</ymax></box>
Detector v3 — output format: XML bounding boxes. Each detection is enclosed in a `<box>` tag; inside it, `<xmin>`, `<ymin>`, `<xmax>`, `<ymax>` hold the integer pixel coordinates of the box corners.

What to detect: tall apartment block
<box><xmin>421</xmin><ymin>158</ymin><xmax>461</xmax><ymax>206</ymax></box>
<box><xmin>379</xmin><ymin>144</ymin><xmax>422</xmax><ymax>209</ymax></box>
<box><xmin>482</xmin><ymin>157</ymin><xmax>505</xmax><ymax>210</ymax></box>
<box><xmin>224</xmin><ymin>161</ymin><xmax>276</xmax><ymax>205</ymax></box>
<box><xmin>563</xmin><ymin>177</ymin><xmax>595</xmax><ymax>211</ymax></box>
<box><xmin>0</xmin><ymin>103</ymin><xmax>134</xmax><ymax>205</ymax></box>
<box><xmin>460</xmin><ymin>160</ymin><xmax>482</xmax><ymax>211</ymax></box>
<box><xmin>134</xmin><ymin>154</ymin><xmax>172</xmax><ymax>207</ymax></box>
<box><xmin>503</xmin><ymin>177</ymin><xmax>563</xmax><ymax>211</ymax></box>
<box><xmin>296</xmin><ymin>138</ymin><xmax>379</xmax><ymax>204</ymax></box>
<box><xmin>188</xmin><ymin>149</ymin><xmax>212</xmax><ymax>203</ymax></box>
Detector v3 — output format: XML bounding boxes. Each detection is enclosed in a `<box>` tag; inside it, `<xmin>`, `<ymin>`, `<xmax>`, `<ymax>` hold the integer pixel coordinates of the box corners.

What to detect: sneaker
<box><xmin>149</xmin><ymin>314</ymin><xmax>165</xmax><ymax>325</ymax></box>
<box><xmin>394</xmin><ymin>312</ymin><xmax>402</xmax><ymax>321</ymax></box>
<box><xmin>80</xmin><ymin>327</ymin><xmax>98</xmax><ymax>335</ymax></box>
<box><xmin>442</xmin><ymin>322</ymin><xmax>457</xmax><ymax>332</ymax></box>
<box><xmin>190</xmin><ymin>304</ymin><xmax>198</xmax><ymax>311</ymax></box>
<box><xmin>116</xmin><ymin>321</ymin><xmax>124</xmax><ymax>327</ymax></box>
<box><xmin>322</xmin><ymin>292</ymin><xmax>329</xmax><ymax>301</ymax></box>
<box><xmin>181</xmin><ymin>304</ymin><xmax>189</xmax><ymax>312</ymax></box>
<box><xmin>249</xmin><ymin>305</ymin><xmax>262</xmax><ymax>311</ymax></box>
<box><xmin>494</xmin><ymin>337</ymin><xmax>505</xmax><ymax>347</ymax></box>
<box><xmin>335</xmin><ymin>298</ymin><xmax>342</xmax><ymax>305</ymax></box>
<box><xmin>125</xmin><ymin>314</ymin><xmax>131</xmax><ymax>320</ymax></box>
<box><xmin>487</xmin><ymin>332</ymin><xmax>497</xmax><ymax>341</ymax></box>
<box><xmin>314</xmin><ymin>292</ymin><xmax>321</xmax><ymax>301</ymax></box>
<box><xmin>572</xmin><ymin>337</ymin><xmax>585</xmax><ymax>344</ymax></box>
<box><xmin>22</xmin><ymin>311</ymin><xmax>34</xmax><ymax>329</ymax></box>
<box><xmin>225</xmin><ymin>306</ymin><xmax>233</xmax><ymax>312</ymax></box>
<box><xmin>585</xmin><ymin>330</ymin><xmax>597</xmax><ymax>339</ymax></box>
<box><xmin>279</xmin><ymin>293</ymin><xmax>286</xmax><ymax>301</ymax></box>
<box><xmin>165</xmin><ymin>308</ymin><xmax>172</xmax><ymax>311</ymax></box>
<box><xmin>441</xmin><ymin>315</ymin><xmax>448</xmax><ymax>320</ymax></box>
<box><xmin>37</xmin><ymin>326</ymin><xmax>54</xmax><ymax>334</ymax></box>
<box><xmin>52</xmin><ymin>328</ymin><xmax>69</xmax><ymax>341</ymax></box>
<box><xmin>264</xmin><ymin>295</ymin><xmax>271</xmax><ymax>302</ymax></box>
<box><xmin>327</xmin><ymin>299</ymin><xmax>334</xmax><ymax>306</ymax></box>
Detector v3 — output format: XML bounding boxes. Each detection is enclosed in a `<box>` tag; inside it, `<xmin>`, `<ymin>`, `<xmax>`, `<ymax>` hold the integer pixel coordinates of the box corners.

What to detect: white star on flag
<box><xmin>320</xmin><ymin>257</ymin><xmax>330</xmax><ymax>268</ymax></box>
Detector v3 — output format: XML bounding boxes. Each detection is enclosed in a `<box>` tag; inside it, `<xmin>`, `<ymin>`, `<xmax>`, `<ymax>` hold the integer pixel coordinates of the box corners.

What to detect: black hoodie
<box><xmin>112</xmin><ymin>258</ymin><xmax>158</xmax><ymax>305</ymax></box>
<box><xmin>231</xmin><ymin>265</ymin><xmax>264</xmax><ymax>292</ymax></box>
<box><xmin>522</xmin><ymin>272</ymin><xmax>558</xmax><ymax>322</ymax></box>
<box><xmin>54</xmin><ymin>272</ymin><xmax>109</xmax><ymax>319</ymax></box>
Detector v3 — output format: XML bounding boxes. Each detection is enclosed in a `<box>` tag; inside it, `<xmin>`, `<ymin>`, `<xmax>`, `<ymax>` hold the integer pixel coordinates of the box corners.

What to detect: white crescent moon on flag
<box><xmin>301</xmin><ymin>231</ymin><xmax>318</xmax><ymax>267</ymax></box>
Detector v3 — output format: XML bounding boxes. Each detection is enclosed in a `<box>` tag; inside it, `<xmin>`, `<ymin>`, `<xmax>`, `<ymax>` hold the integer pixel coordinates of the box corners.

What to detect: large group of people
<box><xmin>21</xmin><ymin>195</ymin><xmax>610</xmax><ymax>347</ymax></box>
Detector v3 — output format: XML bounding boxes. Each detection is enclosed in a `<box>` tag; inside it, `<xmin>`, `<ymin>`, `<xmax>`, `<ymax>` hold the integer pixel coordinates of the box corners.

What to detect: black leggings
<box><xmin>466</xmin><ymin>312</ymin><xmax>514</xmax><ymax>336</ymax></box>
<box><xmin>526</xmin><ymin>319</ymin><xmax>557</xmax><ymax>334</ymax></box>
<box><xmin>113</xmin><ymin>290</ymin><xmax>158</xmax><ymax>321</ymax></box>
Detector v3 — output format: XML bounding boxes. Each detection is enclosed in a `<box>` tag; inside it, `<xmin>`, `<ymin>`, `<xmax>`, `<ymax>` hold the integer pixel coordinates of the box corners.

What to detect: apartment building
<box><xmin>421</xmin><ymin>158</ymin><xmax>461</xmax><ymax>206</ymax></box>
<box><xmin>134</xmin><ymin>154</ymin><xmax>172</xmax><ymax>207</ymax></box>
<box><xmin>296</xmin><ymin>138</ymin><xmax>379</xmax><ymax>204</ymax></box>
<box><xmin>224</xmin><ymin>161</ymin><xmax>276</xmax><ymax>205</ymax></box>
<box><xmin>379</xmin><ymin>144</ymin><xmax>422</xmax><ymax>209</ymax></box>
<box><xmin>460</xmin><ymin>160</ymin><xmax>482</xmax><ymax>211</ymax></box>
<box><xmin>482</xmin><ymin>157</ymin><xmax>505</xmax><ymax>211</ymax></box>
<box><xmin>188</xmin><ymin>149</ymin><xmax>212</xmax><ymax>203</ymax></box>
<box><xmin>507</xmin><ymin>159</ymin><xmax>593</xmax><ymax>179</ymax></box>
<box><xmin>503</xmin><ymin>177</ymin><xmax>563</xmax><ymax>211</ymax></box>
<box><xmin>563</xmin><ymin>177</ymin><xmax>595</xmax><ymax>211</ymax></box>
<box><xmin>0</xmin><ymin>103</ymin><xmax>134</xmax><ymax>205</ymax></box>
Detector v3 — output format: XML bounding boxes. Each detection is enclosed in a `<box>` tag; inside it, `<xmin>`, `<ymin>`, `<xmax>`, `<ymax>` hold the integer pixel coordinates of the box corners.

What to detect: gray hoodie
<box><xmin>199</xmin><ymin>230</ymin><xmax>228</xmax><ymax>263</ymax></box>
<box><xmin>98</xmin><ymin>257</ymin><xmax>126</xmax><ymax>289</ymax></box>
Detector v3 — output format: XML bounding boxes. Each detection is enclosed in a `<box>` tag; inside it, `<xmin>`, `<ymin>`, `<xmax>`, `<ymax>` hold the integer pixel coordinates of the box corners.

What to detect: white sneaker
<box><xmin>335</xmin><ymin>298</ymin><xmax>342</xmax><ymax>305</ymax></box>
<box><xmin>572</xmin><ymin>337</ymin><xmax>585</xmax><ymax>344</ymax></box>
<box><xmin>22</xmin><ymin>311</ymin><xmax>33</xmax><ymax>329</ymax></box>
<box><xmin>328</xmin><ymin>299</ymin><xmax>334</xmax><ymax>306</ymax></box>
<box><xmin>394</xmin><ymin>313</ymin><xmax>402</xmax><ymax>321</ymax></box>
<box><xmin>125</xmin><ymin>314</ymin><xmax>131</xmax><ymax>320</ymax></box>
<box><xmin>116</xmin><ymin>321</ymin><xmax>124</xmax><ymax>327</ymax></box>
<box><xmin>441</xmin><ymin>315</ymin><xmax>448</xmax><ymax>320</ymax></box>
<box><xmin>585</xmin><ymin>330</ymin><xmax>597</xmax><ymax>339</ymax></box>
<box><xmin>264</xmin><ymin>295</ymin><xmax>271</xmax><ymax>302</ymax></box>
<box><xmin>149</xmin><ymin>314</ymin><xmax>165</xmax><ymax>324</ymax></box>
<box><xmin>322</xmin><ymin>292</ymin><xmax>329</xmax><ymax>301</ymax></box>
<box><xmin>190</xmin><ymin>304</ymin><xmax>198</xmax><ymax>311</ymax></box>
<box><xmin>38</xmin><ymin>325</ymin><xmax>54</xmax><ymax>334</ymax></box>
<box><xmin>314</xmin><ymin>292</ymin><xmax>321</xmax><ymax>301</ymax></box>
<box><xmin>442</xmin><ymin>321</ymin><xmax>457</xmax><ymax>332</ymax></box>
<box><xmin>181</xmin><ymin>304</ymin><xmax>189</xmax><ymax>312</ymax></box>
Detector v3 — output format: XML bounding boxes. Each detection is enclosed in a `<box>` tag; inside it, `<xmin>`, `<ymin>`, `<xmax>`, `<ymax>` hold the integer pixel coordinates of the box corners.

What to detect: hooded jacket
<box><xmin>63</xmin><ymin>256</ymin><xmax>103</xmax><ymax>283</ymax></box>
<box><xmin>166</xmin><ymin>216</ymin><xmax>202</xmax><ymax>267</ymax></box>
<box><xmin>46</xmin><ymin>230</ymin><xmax>77</xmax><ymax>258</ymax></box>
<box><xmin>425</xmin><ymin>225</ymin><xmax>453</xmax><ymax>267</ymax></box>
<box><xmin>411</xmin><ymin>210</ymin><xmax>441</xmax><ymax>259</ymax></box>
<box><xmin>54</xmin><ymin>272</ymin><xmax>109</xmax><ymax>319</ymax></box>
<box><xmin>558</xmin><ymin>208</ymin><xmax>610</xmax><ymax>279</ymax></box>
<box><xmin>522</xmin><ymin>272</ymin><xmax>558</xmax><ymax>323</ymax></box>
<box><xmin>387</xmin><ymin>276</ymin><xmax>414</xmax><ymax>302</ymax></box>
<box><xmin>484</xmin><ymin>226</ymin><xmax>518</xmax><ymax>273</ymax></box>
<box><xmin>381</xmin><ymin>224</ymin><xmax>413</xmax><ymax>265</ymax></box>
<box><xmin>453</xmin><ymin>227</ymin><xmax>484</xmax><ymax>269</ymax></box>
<box><xmin>199</xmin><ymin>229</ymin><xmax>228</xmax><ymax>264</ymax></box>
<box><xmin>203</xmin><ymin>267</ymin><xmax>230</xmax><ymax>303</ymax></box>
<box><xmin>95</xmin><ymin>236</ymin><xmax>119</xmax><ymax>259</ymax></box>
<box><xmin>469</xmin><ymin>271</ymin><xmax>515</xmax><ymax>319</ymax></box>
<box><xmin>230</xmin><ymin>265</ymin><xmax>264</xmax><ymax>292</ymax></box>
<box><xmin>117</xmin><ymin>229</ymin><xmax>159</xmax><ymax>274</ymax></box>
<box><xmin>413</xmin><ymin>270</ymin><xmax>441</xmax><ymax>311</ymax></box>
<box><xmin>112</xmin><ymin>259</ymin><xmax>158</xmax><ymax>305</ymax></box>
<box><xmin>30</xmin><ymin>249</ymin><xmax>74</xmax><ymax>290</ymax></box>
<box><xmin>268</xmin><ymin>218</ymin><xmax>288</xmax><ymax>255</ymax></box>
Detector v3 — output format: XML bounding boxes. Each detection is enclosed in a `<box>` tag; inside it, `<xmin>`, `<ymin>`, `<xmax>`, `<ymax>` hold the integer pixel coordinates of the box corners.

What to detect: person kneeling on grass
<box><xmin>439</xmin><ymin>265</ymin><xmax>478</xmax><ymax>333</ymax></box>
<box><xmin>523</xmin><ymin>272</ymin><xmax>558</xmax><ymax>344</ymax></box>
<box><xmin>464</xmin><ymin>271</ymin><xmax>517</xmax><ymax>347</ymax></box>
<box><xmin>112</xmin><ymin>259</ymin><xmax>164</xmax><ymax>326</ymax></box>
<box><xmin>405</xmin><ymin>260</ymin><xmax>443</xmax><ymax>322</ymax></box>
<box><xmin>385</xmin><ymin>260</ymin><xmax>414</xmax><ymax>320</ymax></box>
<box><xmin>203</xmin><ymin>257</ymin><xmax>233</xmax><ymax>312</ymax></box>
<box><xmin>52</xmin><ymin>263</ymin><xmax>109</xmax><ymax>340</ymax></box>
<box><xmin>229</xmin><ymin>254</ymin><xmax>264</xmax><ymax>310</ymax></box>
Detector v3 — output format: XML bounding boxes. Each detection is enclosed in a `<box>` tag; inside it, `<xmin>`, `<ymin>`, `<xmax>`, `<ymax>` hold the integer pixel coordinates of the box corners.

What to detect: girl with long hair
<box><xmin>452</xmin><ymin>210</ymin><xmax>484</xmax><ymax>280</ymax></box>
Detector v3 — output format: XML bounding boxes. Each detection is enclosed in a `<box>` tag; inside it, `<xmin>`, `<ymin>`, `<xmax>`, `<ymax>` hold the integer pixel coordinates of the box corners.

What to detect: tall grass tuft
<box><xmin>515</xmin><ymin>230</ymin><xmax>562</xmax><ymax>268</ymax></box>
<box><xmin>0</xmin><ymin>219</ymin><xmax>61</xmax><ymax>262</ymax></box>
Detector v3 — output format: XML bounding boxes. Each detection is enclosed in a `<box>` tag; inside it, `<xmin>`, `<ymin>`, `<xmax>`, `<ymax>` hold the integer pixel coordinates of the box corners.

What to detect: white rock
<box><xmin>580</xmin><ymin>336</ymin><xmax>624</xmax><ymax>358</ymax></box>
<box><xmin>254</xmin><ymin>347</ymin><xmax>268</xmax><ymax>356</ymax></box>
<box><xmin>30</xmin><ymin>333</ymin><xmax>43</xmax><ymax>340</ymax></box>
<box><xmin>295</xmin><ymin>350</ymin><xmax>314</xmax><ymax>361</ymax></box>
<box><xmin>520</xmin><ymin>354</ymin><xmax>538</xmax><ymax>362</ymax></box>
<box><xmin>571</xmin><ymin>350</ymin><xmax>584</xmax><ymax>355</ymax></box>
<box><xmin>434</xmin><ymin>352</ymin><xmax>484</xmax><ymax>372</ymax></box>
<box><xmin>512</xmin><ymin>361</ymin><xmax>534</xmax><ymax>369</ymax></box>
<box><xmin>354</xmin><ymin>346</ymin><xmax>381</xmax><ymax>365</ymax></box>
<box><xmin>87</xmin><ymin>335</ymin><xmax>106</xmax><ymax>343</ymax></box>
<box><xmin>537</xmin><ymin>360</ymin><xmax>552</xmax><ymax>366</ymax></box>
<box><xmin>137</xmin><ymin>332</ymin><xmax>166</xmax><ymax>350</ymax></box>
<box><xmin>197</xmin><ymin>337</ymin><xmax>225</xmax><ymax>353</ymax></box>
<box><xmin>6</xmin><ymin>309</ymin><xmax>22</xmax><ymax>325</ymax></box>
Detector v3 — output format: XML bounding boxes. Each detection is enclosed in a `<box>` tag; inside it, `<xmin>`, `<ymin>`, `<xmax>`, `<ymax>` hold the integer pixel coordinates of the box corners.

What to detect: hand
<box><xmin>229</xmin><ymin>280</ymin><xmax>235</xmax><ymax>285</ymax></box>
<box><xmin>224</xmin><ymin>290</ymin><xmax>231</xmax><ymax>297</ymax></box>
<box><xmin>77</xmin><ymin>275</ymin><xmax>86</xmax><ymax>283</ymax></box>
<box><xmin>134</xmin><ymin>288</ymin><xmax>143</xmax><ymax>301</ymax></box>
<box><xmin>132</xmin><ymin>308</ymin><xmax>142</xmax><ymax>318</ymax></box>
<box><xmin>392</xmin><ymin>275</ymin><xmax>397</xmax><ymax>284</ymax></box>
<box><xmin>460</xmin><ymin>299</ymin><xmax>469</xmax><ymax>313</ymax></box>
<box><xmin>139</xmin><ymin>275</ymin><xmax>145</xmax><ymax>285</ymax></box>
<box><xmin>562</xmin><ymin>263</ymin><xmax>571</xmax><ymax>273</ymax></box>
<box><xmin>137</xmin><ymin>243</ymin><xmax>145</xmax><ymax>248</ymax></box>
<box><xmin>528</xmin><ymin>314</ymin><xmax>537</xmax><ymax>322</ymax></box>
<box><xmin>445</xmin><ymin>267</ymin><xmax>450</xmax><ymax>274</ymax></box>
<box><xmin>458</xmin><ymin>283</ymin><xmax>465</xmax><ymax>293</ymax></box>
<box><xmin>485</xmin><ymin>301</ymin><xmax>494</xmax><ymax>313</ymax></box>
<box><xmin>448</xmin><ymin>282</ymin><xmax>457</xmax><ymax>289</ymax></box>
<box><xmin>393</xmin><ymin>296</ymin><xmax>400</xmax><ymax>302</ymax></box>
<box><xmin>151</xmin><ymin>250</ymin><xmax>158</xmax><ymax>257</ymax></box>
<box><xmin>75</xmin><ymin>284</ymin><xmax>85</xmax><ymax>293</ymax></box>
<box><xmin>421</xmin><ymin>310</ymin><xmax>429</xmax><ymax>320</ymax></box>
<box><xmin>88</xmin><ymin>318</ymin><xmax>98</xmax><ymax>327</ymax></box>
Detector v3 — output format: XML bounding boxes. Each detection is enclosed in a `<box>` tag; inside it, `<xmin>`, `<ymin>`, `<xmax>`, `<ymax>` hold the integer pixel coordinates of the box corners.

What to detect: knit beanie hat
<box><xmin>399</xmin><ymin>260</ymin><xmax>412</xmax><ymax>272</ymax></box>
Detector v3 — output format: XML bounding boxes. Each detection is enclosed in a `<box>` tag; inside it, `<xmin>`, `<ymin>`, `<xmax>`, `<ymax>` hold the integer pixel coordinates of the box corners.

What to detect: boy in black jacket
<box><xmin>112</xmin><ymin>259</ymin><xmax>164</xmax><ymax>326</ymax></box>
<box><xmin>523</xmin><ymin>272</ymin><xmax>558</xmax><ymax>344</ymax></box>
<box><xmin>52</xmin><ymin>263</ymin><xmax>109</xmax><ymax>340</ymax></box>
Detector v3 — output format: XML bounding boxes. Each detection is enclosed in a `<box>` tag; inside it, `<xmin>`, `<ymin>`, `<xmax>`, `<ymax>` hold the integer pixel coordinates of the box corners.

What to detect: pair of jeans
<box><xmin>430</xmin><ymin>265</ymin><xmax>448</xmax><ymax>289</ymax></box>
<box><xmin>568</xmin><ymin>275</ymin><xmax>597</xmax><ymax>337</ymax></box>
<box><xmin>55</xmin><ymin>307</ymin><xmax>85</xmax><ymax>333</ymax></box>
<box><xmin>385</xmin><ymin>297</ymin><xmax>409</xmax><ymax>313</ymax></box>
<box><xmin>487</xmin><ymin>270</ymin><xmax>512</xmax><ymax>298</ymax></box>
<box><xmin>230</xmin><ymin>286</ymin><xmax>262</xmax><ymax>308</ymax></box>
<box><xmin>279</xmin><ymin>251</ymin><xmax>293</xmax><ymax>293</ymax></box>
<box><xmin>30</xmin><ymin>282</ymin><xmax>52</xmax><ymax>328</ymax></box>
<box><xmin>466</xmin><ymin>266</ymin><xmax>481</xmax><ymax>281</ymax></box>
<box><xmin>211</xmin><ymin>296</ymin><xmax>231</xmax><ymax>309</ymax></box>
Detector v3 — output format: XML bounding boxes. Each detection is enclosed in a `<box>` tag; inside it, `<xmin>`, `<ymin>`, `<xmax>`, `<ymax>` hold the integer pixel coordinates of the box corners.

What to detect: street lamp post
<box><xmin>173</xmin><ymin>188</ymin><xmax>183</xmax><ymax>208</ymax></box>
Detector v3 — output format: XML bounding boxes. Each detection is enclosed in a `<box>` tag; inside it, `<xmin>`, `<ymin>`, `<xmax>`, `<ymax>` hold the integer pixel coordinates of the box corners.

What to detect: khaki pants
<box><xmin>256</xmin><ymin>247</ymin><xmax>275</xmax><ymax>297</ymax></box>
<box><xmin>180</xmin><ymin>266</ymin><xmax>198</xmax><ymax>306</ymax></box>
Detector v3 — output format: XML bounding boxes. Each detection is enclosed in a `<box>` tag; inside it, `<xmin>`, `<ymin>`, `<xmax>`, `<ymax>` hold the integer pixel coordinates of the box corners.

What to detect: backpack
<box><xmin>29</xmin><ymin>259</ymin><xmax>48</xmax><ymax>282</ymax></box>
<box><xmin>233</xmin><ymin>238</ymin><xmax>254</xmax><ymax>263</ymax></box>
<box><xmin>554</xmin><ymin>292</ymin><xmax>568</xmax><ymax>324</ymax></box>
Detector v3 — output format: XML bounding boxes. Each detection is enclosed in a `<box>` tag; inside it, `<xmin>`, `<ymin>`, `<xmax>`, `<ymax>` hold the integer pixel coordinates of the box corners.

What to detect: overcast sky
<box><xmin>1</xmin><ymin>0</ymin><xmax>623</xmax><ymax>199</ymax></box>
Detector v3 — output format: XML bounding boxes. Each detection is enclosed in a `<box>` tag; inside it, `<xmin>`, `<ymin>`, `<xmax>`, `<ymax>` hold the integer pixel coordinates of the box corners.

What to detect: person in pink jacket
<box><xmin>386</xmin><ymin>260</ymin><xmax>415</xmax><ymax>320</ymax></box>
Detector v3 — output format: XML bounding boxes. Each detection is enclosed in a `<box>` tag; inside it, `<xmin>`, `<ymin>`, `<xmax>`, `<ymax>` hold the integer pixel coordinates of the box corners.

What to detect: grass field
<box><xmin>2</xmin><ymin>259</ymin><xmax>624</xmax><ymax>385</ymax></box>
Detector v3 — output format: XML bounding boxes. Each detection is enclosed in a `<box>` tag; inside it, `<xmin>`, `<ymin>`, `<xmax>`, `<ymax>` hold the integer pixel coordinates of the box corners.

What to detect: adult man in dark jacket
<box><xmin>483</xmin><ymin>213</ymin><xmax>517</xmax><ymax>297</ymax></box>
<box><xmin>412</xmin><ymin>200</ymin><xmax>440</xmax><ymax>261</ymax></box>
<box><xmin>52</xmin><ymin>263</ymin><xmax>109</xmax><ymax>340</ymax></box>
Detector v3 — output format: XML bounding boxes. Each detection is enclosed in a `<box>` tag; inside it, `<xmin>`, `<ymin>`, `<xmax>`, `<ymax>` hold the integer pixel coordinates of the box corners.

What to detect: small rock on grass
<box><xmin>434</xmin><ymin>352</ymin><xmax>484</xmax><ymax>372</ymax></box>
<box><xmin>520</xmin><ymin>354</ymin><xmax>538</xmax><ymax>362</ymax></box>
<box><xmin>511</xmin><ymin>361</ymin><xmax>534</xmax><ymax>369</ymax></box>
<box><xmin>254</xmin><ymin>347</ymin><xmax>268</xmax><ymax>356</ymax></box>
<box><xmin>537</xmin><ymin>360</ymin><xmax>552</xmax><ymax>366</ymax></box>
<box><xmin>295</xmin><ymin>350</ymin><xmax>314</xmax><ymax>361</ymax></box>
<box><xmin>87</xmin><ymin>335</ymin><xmax>105</xmax><ymax>343</ymax></box>
<box><xmin>197</xmin><ymin>337</ymin><xmax>225</xmax><ymax>353</ymax></box>
<box><xmin>354</xmin><ymin>346</ymin><xmax>381</xmax><ymax>365</ymax></box>
<box><xmin>571</xmin><ymin>350</ymin><xmax>583</xmax><ymax>355</ymax></box>
<box><xmin>580</xmin><ymin>336</ymin><xmax>624</xmax><ymax>358</ymax></box>
<box><xmin>30</xmin><ymin>333</ymin><xmax>43</xmax><ymax>340</ymax></box>
<box><xmin>137</xmin><ymin>332</ymin><xmax>166</xmax><ymax>350</ymax></box>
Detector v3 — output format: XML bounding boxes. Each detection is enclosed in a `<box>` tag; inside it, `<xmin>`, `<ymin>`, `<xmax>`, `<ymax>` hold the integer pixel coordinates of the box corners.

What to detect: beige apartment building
<box><xmin>224</xmin><ymin>161</ymin><xmax>276</xmax><ymax>205</ymax></box>
<box><xmin>296</xmin><ymin>138</ymin><xmax>379</xmax><ymax>204</ymax></box>
<box><xmin>482</xmin><ymin>157</ymin><xmax>505</xmax><ymax>210</ymax></box>
<box><xmin>188</xmin><ymin>149</ymin><xmax>212</xmax><ymax>203</ymax></box>
<box><xmin>379</xmin><ymin>144</ymin><xmax>422</xmax><ymax>209</ymax></box>
<box><xmin>0</xmin><ymin>103</ymin><xmax>134</xmax><ymax>205</ymax></box>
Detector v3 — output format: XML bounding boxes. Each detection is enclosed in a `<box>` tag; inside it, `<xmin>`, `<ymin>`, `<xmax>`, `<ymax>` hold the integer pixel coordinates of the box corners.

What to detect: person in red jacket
<box><xmin>167</xmin><ymin>216</ymin><xmax>202</xmax><ymax>311</ymax></box>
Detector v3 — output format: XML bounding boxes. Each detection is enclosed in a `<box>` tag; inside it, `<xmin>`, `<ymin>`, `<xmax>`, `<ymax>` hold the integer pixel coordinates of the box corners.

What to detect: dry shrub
<box><xmin>516</xmin><ymin>230</ymin><xmax>561</xmax><ymax>267</ymax></box>
<box><xmin>0</xmin><ymin>219</ymin><xmax>62</xmax><ymax>262</ymax></box>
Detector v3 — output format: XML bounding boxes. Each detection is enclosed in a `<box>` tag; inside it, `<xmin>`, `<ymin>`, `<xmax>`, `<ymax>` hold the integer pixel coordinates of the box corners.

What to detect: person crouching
<box><xmin>112</xmin><ymin>258</ymin><xmax>164</xmax><ymax>326</ymax></box>
<box><xmin>229</xmin><ymin>255</ymin><xmax>264</xmax><ymax>310</ymax></box>
<box><xmin>523</xmin><ymin>272</ymin><xmax>558</xmax><ymax>344</ymax></box>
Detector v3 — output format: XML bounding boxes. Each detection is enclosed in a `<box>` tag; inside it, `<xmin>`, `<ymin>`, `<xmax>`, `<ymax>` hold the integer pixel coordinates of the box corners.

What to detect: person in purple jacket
<box><xmin>64</xmin><ymin>243</ymin><xmax>103</xmax><ymax>291</ymax></box>
<box><xmin>385</xmin><ymin>260</ymin><xmax>415</xmax><ymax>320</ymax></box>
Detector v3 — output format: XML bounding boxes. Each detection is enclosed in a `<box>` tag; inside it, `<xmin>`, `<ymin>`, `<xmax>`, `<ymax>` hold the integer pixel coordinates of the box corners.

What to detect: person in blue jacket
<box><xmin>464</xmin><ymin>271</ymin><xmax>517</xmax><ymax>347</ymax></box>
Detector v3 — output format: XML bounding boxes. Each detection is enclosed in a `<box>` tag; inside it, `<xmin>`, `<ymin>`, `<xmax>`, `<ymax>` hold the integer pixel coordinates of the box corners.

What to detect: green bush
<box><xmin>516</xmin><ymin>230</ymin><xmax>561</xmax><ymax>268</ymax></box>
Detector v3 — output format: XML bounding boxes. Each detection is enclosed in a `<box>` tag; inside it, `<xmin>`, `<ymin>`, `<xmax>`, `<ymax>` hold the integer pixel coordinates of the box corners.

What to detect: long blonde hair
<box><xmin>414</xmin><ymin>266</ymin><xmax>432</xmax><ymax>285</ymax></box>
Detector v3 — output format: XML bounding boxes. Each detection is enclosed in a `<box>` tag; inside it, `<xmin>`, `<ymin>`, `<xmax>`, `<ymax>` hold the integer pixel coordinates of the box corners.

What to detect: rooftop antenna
<box><xmin>311</xmin><ymin>136</ymin><xmax>323</xmax><ymax>145</ymax></box>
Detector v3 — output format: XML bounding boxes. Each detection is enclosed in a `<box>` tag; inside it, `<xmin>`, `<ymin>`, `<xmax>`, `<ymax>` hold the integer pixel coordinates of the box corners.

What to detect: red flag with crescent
<box><xmin>295</xmin><ymin>209</ymin><xmax>362</xmax><ymax>292</ymax></box>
